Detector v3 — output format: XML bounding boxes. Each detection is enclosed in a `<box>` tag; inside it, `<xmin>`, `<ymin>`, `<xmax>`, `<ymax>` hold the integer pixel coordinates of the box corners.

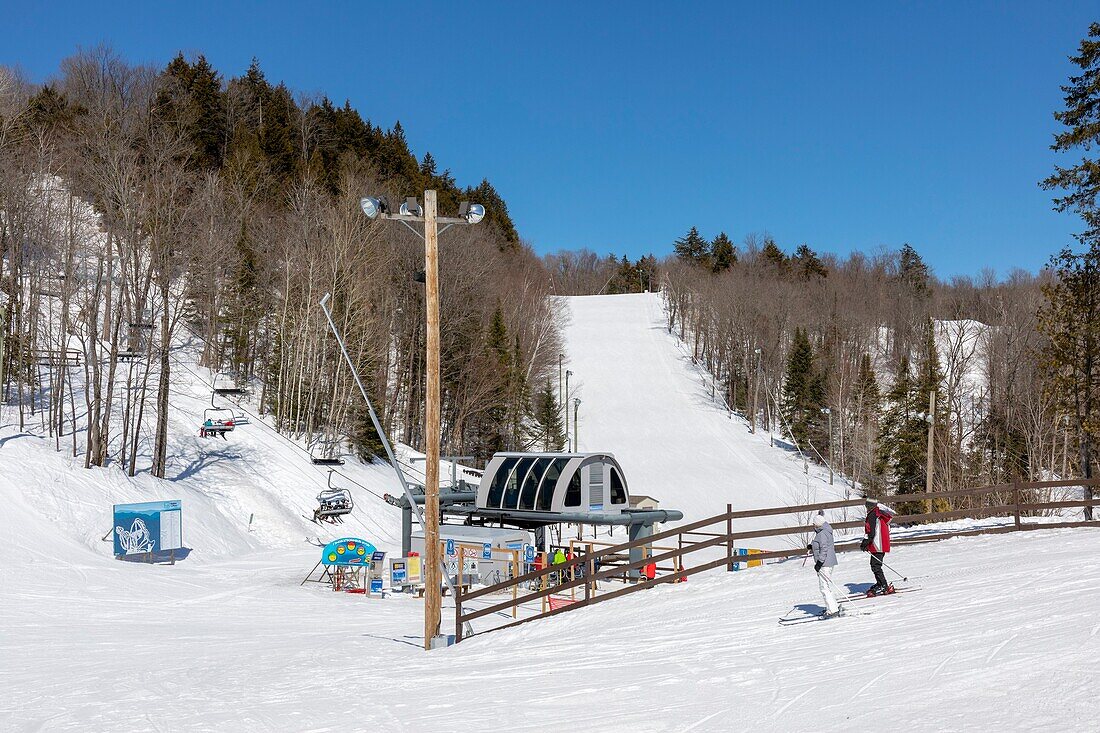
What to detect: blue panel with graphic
<box><xmin>113</xmin><ymin>500</ymin><xmax>183</xmax><ymax>557</ymax></box>
<box><xmin>321</xmin><ymin>537</ymin><xmax>377</xmax><ymax>566</ymax></box>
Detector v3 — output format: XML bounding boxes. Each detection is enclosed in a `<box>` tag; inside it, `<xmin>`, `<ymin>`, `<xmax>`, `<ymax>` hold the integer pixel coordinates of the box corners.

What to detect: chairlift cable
<box><xmin>165</xmin><ymin>327</ymin><xmax>401</xmax><ymax>542</ymax></box>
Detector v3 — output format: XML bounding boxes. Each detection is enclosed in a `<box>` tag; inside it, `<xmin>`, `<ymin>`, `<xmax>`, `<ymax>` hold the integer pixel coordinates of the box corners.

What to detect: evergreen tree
<box><xmin>636</xmin><ymin>254</ymin><xmax>658</xmax><ymax>291</ymax></box>
<box><xmin>896</xmin><ymin>243</ymin><xmax>930</xmax><ymax>296</ymax></box>
<box><xmin>876</xmin><ymin>357</ymin><xmax>926</xmax><ymax>506</ymax></box>
<box><xmin>854</xmin><ymin>353</ymin><xmax>883</xmax><ymax>488</ymax></box>
<box><xmin>156</xmin><ymin>55</ymin><xmax>227</xmax><ymax>171</ymax></box>
<box><xmin>18</xmin><ymin>85</ymin><xmax>83</xmax><ymax>138</ymax></box>
<box><xmin>1039</xmin><ymin>23</ymin><xmax>1100</xmax><ymax>513</ymax></box>
<box><xmin>782</xmin><ymin>328</ymin><xmax>825</xmax><ymax>446</ymax></box>
<box><xmin>420</xmin><ymin>151</ymin><xmax>437</xmax><ymax>178</ymax></box>
<box><xmin>477</xmin><ymin>306</ymin><xmax>512</xmax><ymax>455</ymax></box>
<box><xmin>468</xmin><ymin>178</ymin><xmax>519</xmax><ymax>249</ymax></box>
<box><xmin>1041</xmin><ymin>22</ymin><xmax>1100</xmax><ymax>242</ymax></box>
<box><xmin>792</xmin><ymin>244</ymin><xmax>828</xmax><ymax>281</ymax></box>
<box><xmin>530</xmin><ymin>380</ymin><xmax>565</xmax><ymax>451</ymax></box>
<box><xmin>1038</xmin><ymin>246</ymin><xmax>1100</xmax><ymax>508</ymax></box>
<box><xmin>710</xmin><ymin>232</ymin><xmax>737</xmax><ymax>273</ymax></box>
<box><xmin>760</xmin><ymin>237</ymin><xmax>789</xmax><ymax>274</ymax></box>
<box><xmin>674</xmin><ymin>227</ymin><xmax>710</xmax><ymax>267</ymax></box>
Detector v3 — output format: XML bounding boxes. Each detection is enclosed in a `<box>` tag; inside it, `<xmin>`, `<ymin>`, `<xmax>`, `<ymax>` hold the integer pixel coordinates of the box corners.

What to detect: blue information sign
<box><xmin>112</xmin><ymin>500</ymin><xmax>183</xmax><ymax>557</ymax></box>
<box><xmin>524</xmin><ymin>544</ymin><xmax>535</xmax><ymax>562</ymax></box>
<box><xmin>321</xmin><ymin>538</ymin><xmax>376</xmax><ymax>566</ymax></box>
<box><xmin>482</xmin><ymin>542</ymin><xmax>492</xmax><ymax>560</ymax></box>
<box><xmin>446</xmin><ymin>539</ymin><xmax>456</xmax><ymax>556</ymax></box>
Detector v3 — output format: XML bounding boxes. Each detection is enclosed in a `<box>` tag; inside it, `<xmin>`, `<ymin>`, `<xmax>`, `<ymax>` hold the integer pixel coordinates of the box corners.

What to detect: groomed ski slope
<box><xmin>563</xmin><ymin>292</ymin><xmax>843</xmax><ymax>525</ymax></box>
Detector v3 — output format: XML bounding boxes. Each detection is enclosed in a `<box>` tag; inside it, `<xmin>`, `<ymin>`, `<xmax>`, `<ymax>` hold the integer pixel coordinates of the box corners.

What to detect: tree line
<box><xmin>0</xmin><ymin>48</ymin><xmax>566</xmax><ymax>479</ymax></box>
<box><xmin>657</xmin><ymin>22</ymin><xmax>1100</xmax><ymax>508</ymax></box>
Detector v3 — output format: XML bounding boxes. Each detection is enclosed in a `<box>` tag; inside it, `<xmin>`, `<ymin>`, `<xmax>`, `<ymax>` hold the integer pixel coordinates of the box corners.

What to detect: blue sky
<box><xmin>2</xmin><ymin>1</ymin><xmax>1095</xmax><ymax>277</ymax></box>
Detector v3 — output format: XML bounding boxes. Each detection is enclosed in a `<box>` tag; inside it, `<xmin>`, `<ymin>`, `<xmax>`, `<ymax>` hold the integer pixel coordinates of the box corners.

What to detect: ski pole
<box><xmin>872</xmin><ymin>554</ymin><xmax>908</xmax><ymax>582</ymax></box>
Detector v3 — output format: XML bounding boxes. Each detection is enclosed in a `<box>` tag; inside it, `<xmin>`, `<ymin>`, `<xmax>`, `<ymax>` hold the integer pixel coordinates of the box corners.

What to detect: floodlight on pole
<box><xmin>462</xmin><ymin>202</ymin><xmax>485</xmax><ymax>224</ymax></box>
<box><xmin>400</xmin><ymin>197</ymin><xmax>424</xmax><ymax>217</ymax></box>
<box><xmin>360</xmin><ymin>196</ymin><xmax>384</xmax><ymax>219</ymax></box>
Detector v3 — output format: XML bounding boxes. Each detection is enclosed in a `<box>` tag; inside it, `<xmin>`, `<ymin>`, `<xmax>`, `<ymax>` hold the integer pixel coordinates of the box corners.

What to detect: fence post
<box><xmin>585</xmin><ymin>557</ymin><xmax>593</xmax><ymax>602</ymax></box>
<box><xmin>726</xmin><ymin>503</ymin><xmax>734</xmax><ymax>571</ymax></box>
<box><xmin>454</xmin><ymin>581</ymin><xmax>463</xmax><ymax>644</ymax></box>
<box><xmin>1013</xmin><ymin>482</ymin><xmax>1021</xmax><ymax>531</ymax></box>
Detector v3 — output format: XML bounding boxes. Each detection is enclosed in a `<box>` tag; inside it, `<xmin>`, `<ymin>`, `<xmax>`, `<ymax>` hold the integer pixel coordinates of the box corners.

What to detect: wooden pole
<box><xmin>925</xmin><ymin>391</ymin><xmax>935</xmax><ymax>516</ymax></box>
<box><xmin>423</xmin><ymin>189</ymin><xmax>442</xmax><ymax>650</ymax></box>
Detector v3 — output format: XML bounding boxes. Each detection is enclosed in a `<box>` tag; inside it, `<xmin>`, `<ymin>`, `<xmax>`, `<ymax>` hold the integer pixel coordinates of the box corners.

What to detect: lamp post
<box><xmin>573</xmin><ymin>398</ymin><xmax>581</xmax><ymax>452</ymax></box>
<box><xmin>558</xmin><ymin>353</ymin><xmax>564</xmax><ymax>416</ymax></box>
<box><xmin>565</xmin><ymin>369</ymin><xmax>573</xmax><ymax>450</ymax></box>
<box><xmin>820</xmin><ymin>407</ymin><xmax>833</xmax><ymax>485</ymax></box>
<box><xmin>916</xmin><ymin>391</ymin><xmax>936</xmax><ymax>516</ymax></box>
<box><xmin>359</xmin><ymin>191</ymin><xmax>485</xmax><ymax>650</ymax></box>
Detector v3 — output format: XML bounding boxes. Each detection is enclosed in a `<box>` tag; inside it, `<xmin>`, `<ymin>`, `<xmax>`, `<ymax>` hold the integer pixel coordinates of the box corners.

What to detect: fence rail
<box><xmin>454</xmin><ymin>478</ymin><xmax>1100</xmax><ymax>643</ymax></box>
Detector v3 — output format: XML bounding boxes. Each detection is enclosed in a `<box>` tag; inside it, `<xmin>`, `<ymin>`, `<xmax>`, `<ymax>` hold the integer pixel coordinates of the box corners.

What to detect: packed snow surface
<box><xmin>4</xmin><ymin>292</ymin><xmax>1098</xmax><ymax>731</ymax></box>
<box><xmin>562</xmin><ymin>292</ymin><xmax>843</xmax><ymax>524</ymax></box>
<box><xmin>4</xmin><ymin>507</ymin><xmax>1099</xmax><ymax>731</ymax></box>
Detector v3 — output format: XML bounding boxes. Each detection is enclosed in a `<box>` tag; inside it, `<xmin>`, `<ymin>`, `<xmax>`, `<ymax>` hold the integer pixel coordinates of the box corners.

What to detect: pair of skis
<box><xmin>778</xmin><ymin>585</ymin><xmax>921</xmax><ymax>626</ymax></box>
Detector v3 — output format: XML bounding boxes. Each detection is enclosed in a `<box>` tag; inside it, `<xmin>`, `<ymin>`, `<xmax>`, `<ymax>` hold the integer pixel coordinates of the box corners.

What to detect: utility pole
<box><xmin>356</xmin><ymin>190</ymin><xmax>484</xmax><ymax>650</ymax></box>
<box><xmin>822</xmin><ymin>407</ymin><xmax>833</xmax><ymax>485</ymax></box>
<box><xmin>422</xmin><ymin>190</ymin><xmax>443</xmax><ymax>649</ymax></box>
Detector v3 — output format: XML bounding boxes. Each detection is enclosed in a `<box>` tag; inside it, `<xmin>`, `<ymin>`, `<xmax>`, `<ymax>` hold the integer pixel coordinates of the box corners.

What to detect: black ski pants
<box><xmin>870</xmin><ymin>552</ymin><xmax>887</xmax><ymax>588</ymax></box>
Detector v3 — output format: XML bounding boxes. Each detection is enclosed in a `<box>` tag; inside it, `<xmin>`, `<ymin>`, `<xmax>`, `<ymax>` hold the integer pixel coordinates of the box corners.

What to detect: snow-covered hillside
<box><xmin>563</xmin><ymin>292</ymin><xmax>844</xmax><ymax>524</ymax></box>
<box><xmin>0</xmin><ymin>340</ymin><xmax>410</xmax><ymax>571</ymax></box>
<box><xmin>5</xmin><ymin>292</ymin><xmax>1099</xmax><ymax>733</ymax></box>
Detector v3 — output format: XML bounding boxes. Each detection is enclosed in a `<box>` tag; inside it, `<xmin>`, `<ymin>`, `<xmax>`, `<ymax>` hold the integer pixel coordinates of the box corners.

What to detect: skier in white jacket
<box><xmin>810</xmin><ymin>514</ymin><xmax>840</xmax><ymax>617</ymax></box>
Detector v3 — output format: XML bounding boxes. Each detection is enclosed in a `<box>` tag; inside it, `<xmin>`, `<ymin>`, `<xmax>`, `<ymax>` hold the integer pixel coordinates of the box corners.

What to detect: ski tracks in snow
<box><xmin>849</xmin><ymin>671</ymin><xmax>889</xmax><ymax>701</ymax></box>
<box><xmin>985</xmin><ymin>633</ymin><xmax>1018</xmax><ymax>664</ymax></box>
<box><xmin>771</xmin><ymin>685</ymin><xmax>817</xmax><ymax>721</ymax></box>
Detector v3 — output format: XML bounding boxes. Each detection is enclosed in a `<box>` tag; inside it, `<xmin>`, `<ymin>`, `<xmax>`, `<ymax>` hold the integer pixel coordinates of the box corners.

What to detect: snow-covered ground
<box><xmin>4</xmin><ymin>292</ymin><xmax>1099</xmax><ymax>731</ymax></box>
<box><xmin>4</xmin><ymin>515</ymin><xmax>1099</xmax><ymax>731</ymax></box>
<box><xmin>562</xmin><ymin>292</ymin><xmax>845</xmax><ymax>528</ymax></box>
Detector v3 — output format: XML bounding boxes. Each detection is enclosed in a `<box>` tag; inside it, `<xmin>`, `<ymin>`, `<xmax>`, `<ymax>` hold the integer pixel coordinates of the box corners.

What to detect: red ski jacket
<box><xmin>864</xmin><ymin>505</ymin><xmax>893</xmax><ymax>553</ymax></box>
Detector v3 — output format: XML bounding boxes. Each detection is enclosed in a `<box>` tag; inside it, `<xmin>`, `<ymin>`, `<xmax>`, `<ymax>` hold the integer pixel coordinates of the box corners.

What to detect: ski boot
<box><xmin>866</xmin><ymin>584</ymin><xmax>886</xmax><ymax>597</ymax></box>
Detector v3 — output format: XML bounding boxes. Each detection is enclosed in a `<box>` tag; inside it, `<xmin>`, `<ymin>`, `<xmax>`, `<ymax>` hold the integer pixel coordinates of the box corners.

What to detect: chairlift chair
<box><xmin>313</xmin><ymin>471</ymin><xmax>353</xmax><ymax>523</ymax></box>
<box><xmin>310</xmin><ymin>445</ymin><xmax>345</xmax><ymax>466</ymax></box>
<box><xmin>212</xmin><ymin>372</ymin><xmax>247</xmax><ymax>398</ymax></box>
<box><xmin>200</xmin><ymin>407</ymin><xmax>235</xmax><ymax>439</ymax></box>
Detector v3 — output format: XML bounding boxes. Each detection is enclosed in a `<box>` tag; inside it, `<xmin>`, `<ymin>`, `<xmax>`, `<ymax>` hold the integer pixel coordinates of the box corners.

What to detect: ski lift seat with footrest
<box><xmin>200</xmin><ymin>407</ymin><xmax>235</xmax><ymax>438</ymax></box>
<box><xmin>314</xmin><ymin>488</ymin><xmax>353</xmax><ymax>523</ymax></box>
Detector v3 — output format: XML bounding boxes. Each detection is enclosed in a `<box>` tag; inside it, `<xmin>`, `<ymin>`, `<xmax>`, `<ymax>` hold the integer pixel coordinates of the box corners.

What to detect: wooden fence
<box><xmin>453</xmin><ymin>478</ymin><xmax>1100</xmax><ymax>643</ymax></box>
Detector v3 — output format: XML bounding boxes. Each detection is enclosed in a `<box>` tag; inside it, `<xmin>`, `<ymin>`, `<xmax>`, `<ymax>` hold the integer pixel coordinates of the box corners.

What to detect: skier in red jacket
<box><xmin>859</xmin><ymin>498</ymin><xmax>896</xmax><ymax>596</ymax></box>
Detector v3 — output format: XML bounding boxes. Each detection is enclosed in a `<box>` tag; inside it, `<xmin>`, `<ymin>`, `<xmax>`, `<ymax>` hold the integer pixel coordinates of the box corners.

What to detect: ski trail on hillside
<box><xmin>562</xmin><ymin>292</ymin><xmax>843</xmax><ymax>533</ymax></box>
